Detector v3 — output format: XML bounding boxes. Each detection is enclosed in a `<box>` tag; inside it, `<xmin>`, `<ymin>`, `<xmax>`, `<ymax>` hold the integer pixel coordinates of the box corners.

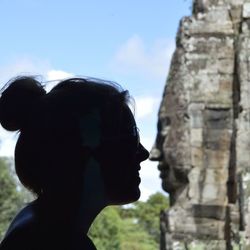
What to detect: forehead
<box><xmin>101</xmin><ymin>104</ymin><xmax>136</xmax><ymax>137</ymax></box>
<box><xmin>121</xmin><ymin>105</ymin><xmax>136</xmax><ymax>129</ymax></box>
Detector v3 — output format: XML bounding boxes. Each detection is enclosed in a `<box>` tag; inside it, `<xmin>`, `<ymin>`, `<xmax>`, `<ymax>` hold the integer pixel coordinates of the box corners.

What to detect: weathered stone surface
<box><xmin>192</xmin><ymin>204</ymin><xmax>227</xmax><ymax>220</ymax></box>
<box><xmin>151</xmin><ymin>0</ymin><xmax>250</xmax><ymax>249</ymax></box>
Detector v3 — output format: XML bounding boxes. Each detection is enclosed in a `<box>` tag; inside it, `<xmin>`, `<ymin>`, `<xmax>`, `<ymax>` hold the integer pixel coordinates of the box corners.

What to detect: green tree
<box><xmin>126</xmin><ymin>192</ymin><xmax>169</xmax><ymax>244</ymax></box>
<box><xmin>120</xmin><ymin>218</ymin><xmax>157</xmax><ymax>250</ymax></box>
<box><xmin>89</xmin><ymin>206</ymin><xmax>158</xmax><ymax>250</ymax></box>
<box><xmin>89</xmin><ymin>206</ymin><xmax>122</xmax><ymax>250</ymax></box>
<box><xmin>138</xmin><ymin>192</ymin><xmax>169</xmax><ymax>243</ymax></box>
<box><xmin>0</xmin><ymin>157</ymin><xmax>26</xmax><ymax>241</ymax></box>
<box><xmin>89</xmin><ymin>192</ymin><xmax>169</xmax><ymax>249</ymax></box>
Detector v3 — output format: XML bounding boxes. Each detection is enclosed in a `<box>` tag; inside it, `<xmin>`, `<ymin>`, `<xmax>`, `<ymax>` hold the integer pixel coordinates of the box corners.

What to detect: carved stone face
<box><xmin>150</xmin><ymin>92</ymin><xmax>190</xmax><ymax>203</ymax></box>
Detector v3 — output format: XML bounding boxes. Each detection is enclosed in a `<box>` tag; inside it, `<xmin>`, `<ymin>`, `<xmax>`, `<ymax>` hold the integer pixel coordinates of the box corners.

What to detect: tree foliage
<box><xmin>89</xmin><ymin>206</ymin><xmax>158</xmax><ymax>250</ymax></box>
<box><xmin>88</xmin><ymin>206</ymin><xmax>122</xmax><ymax>249</ymax></box>
<box><xmin>0</xmin><ymin>157</ymin><xmax>27</xmax><ymax>240</ymax></box>
<box><xmin>119</xmin><ymin>217</ymin><xmax>157</xmax><ymax>250</ymax></box>
<box><xmin>89</xmin><ymin>192</ymin><xmax>169</xmax><ymax>249</ymax></box>
<box><xmin>132</xmin><ymin>192</ymin><xmax>169</xmax><ymax>243</ymax></box>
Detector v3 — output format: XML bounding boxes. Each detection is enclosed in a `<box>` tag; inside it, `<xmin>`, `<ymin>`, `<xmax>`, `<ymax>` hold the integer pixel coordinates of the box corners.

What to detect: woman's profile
<box><xmin>0</xmin><ymin>76</ymin><xmax>149</xmax><ymax>250</ymax></box>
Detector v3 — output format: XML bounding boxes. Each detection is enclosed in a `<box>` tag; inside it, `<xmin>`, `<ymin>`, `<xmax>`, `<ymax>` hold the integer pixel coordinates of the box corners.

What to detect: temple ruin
<box><xmin>150</xmin><ymin>0</ymin><xmax>250</xmax><ymax>249</ymax></box>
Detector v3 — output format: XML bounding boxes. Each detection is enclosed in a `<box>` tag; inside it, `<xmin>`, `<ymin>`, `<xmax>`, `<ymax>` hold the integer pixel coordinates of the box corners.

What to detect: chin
<box><xmin>108</xmin><ymin>187</ymin><xmax>141</xmax><ymax>205</ymax></box>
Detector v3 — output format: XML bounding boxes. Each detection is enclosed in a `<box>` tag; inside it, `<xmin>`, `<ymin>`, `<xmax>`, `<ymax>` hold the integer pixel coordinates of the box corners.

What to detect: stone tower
<box><xmin>150</xmin><ymin>0</ymin><xmax>250</xmax><ymax>249</ymax></box>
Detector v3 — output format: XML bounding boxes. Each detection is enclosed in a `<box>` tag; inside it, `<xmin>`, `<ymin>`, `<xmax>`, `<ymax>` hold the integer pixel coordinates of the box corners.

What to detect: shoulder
<box><xmin>5</xmin><ymin>202</ymin><xmax>36</xmax><ymax>236</ymax></box>
<box><xmin>0</xmin><ymin>202</ymin><xmax>39</xmax><ymax>250</ymax></box>
<box><xmin>82</xmin><ymin>236</ymin><xmax>97</xmax><ymax>250</ymax></box>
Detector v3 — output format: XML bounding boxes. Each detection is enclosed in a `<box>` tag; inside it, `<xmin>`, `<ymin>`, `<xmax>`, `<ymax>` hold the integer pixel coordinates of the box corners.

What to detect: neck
<box><xmin>35</xmin><ymin>158</ymin><xmax>108</xmax><ymax>238</ymax></box>
<box><xmin>77</xmin><ymin>157</ymin><xmax>108</xmax><ymax>234</ymax></box>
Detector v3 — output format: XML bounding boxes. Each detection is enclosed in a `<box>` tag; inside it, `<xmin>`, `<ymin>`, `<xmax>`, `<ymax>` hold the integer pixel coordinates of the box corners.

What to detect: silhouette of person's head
<box><xmin>0</xmin><ymin>77</ymin><xmax>149</xmax><ymax>249</ymax></box>
<box><xmin>0</xmin><ymin>77</ymin><xmax>149</xmax><ymax>207</ymax></box>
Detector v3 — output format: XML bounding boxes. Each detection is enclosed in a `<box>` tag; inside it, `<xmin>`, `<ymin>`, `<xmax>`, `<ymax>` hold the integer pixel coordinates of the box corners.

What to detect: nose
<box><xmin>137</xmin><ymin>143</ymin><xmax>149</xmax><ymax>162</ymax></box>
<box><xmin>149</xmin><ymin>145</ymin><xmax>162</xmax><ymax>161</ymax></box>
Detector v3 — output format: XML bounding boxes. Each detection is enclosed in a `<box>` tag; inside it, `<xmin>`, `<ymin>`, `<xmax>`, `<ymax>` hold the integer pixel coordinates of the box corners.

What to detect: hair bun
<box><xmin>0</xmin><ymin>77</ymin><xmax>46</xmax><ymax>131</ymax></box>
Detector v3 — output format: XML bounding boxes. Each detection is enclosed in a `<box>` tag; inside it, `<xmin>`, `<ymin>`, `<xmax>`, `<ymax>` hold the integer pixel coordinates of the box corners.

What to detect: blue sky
<box><xmin>0</xmin><ymin>0</ymin><xmax>191</xmax><ymax>200</ymax></box>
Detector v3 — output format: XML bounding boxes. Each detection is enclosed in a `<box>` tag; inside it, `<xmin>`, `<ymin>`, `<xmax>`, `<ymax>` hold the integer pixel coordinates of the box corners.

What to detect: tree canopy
<box><xmin>0</xmin><ymin>157</ymin><xmax>27</xmax><ymax>240</ymax></box>
<box><xmin>89</xmin><ymin>192</ymin><xmax>169</xmax><ymax>249</ymax></box>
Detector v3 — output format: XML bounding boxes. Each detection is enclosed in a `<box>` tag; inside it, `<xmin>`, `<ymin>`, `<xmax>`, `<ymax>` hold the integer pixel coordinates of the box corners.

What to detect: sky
<box><xmin>0</xmin><ymin>0</ymin><xmax>191</xmax><ymax>201</ymax></box>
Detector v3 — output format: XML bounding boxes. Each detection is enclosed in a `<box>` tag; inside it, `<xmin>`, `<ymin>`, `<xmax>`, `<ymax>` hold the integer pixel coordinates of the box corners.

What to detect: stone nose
<box><xmin>149</xmin><ymin>146</ymin><xmax>162</xmax><ymax>161</ymax></box>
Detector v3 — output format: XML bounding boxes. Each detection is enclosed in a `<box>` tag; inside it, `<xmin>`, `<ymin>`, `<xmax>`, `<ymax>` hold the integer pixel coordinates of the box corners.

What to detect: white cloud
<box><xmin>46</xmin><ymin>70</ymin><xmax>74</xmax><ymax>81</ymax></box>
<box><xmin>0</xmin><ymin>57</ymin><xmax>50</xmax><ymax>86</ymax></box>
<box><xmin>0</xmin><ymin>126</ymin><xmax>17</xmax><ymax>157</ymax></box>
<box><xmin>112</xmin><ymin>35</ymin><xmax>175</xmax><ymax>78</ymax></box>
<box><xmin>133</xmin><ymin>96</ymin><xmax>160</xmax><ymax>120</ymax></box>
<box><xmin>0</xmin><ymin>58</ymin><xmax>74</xmax><ymax>91</ymax></box>
<box><xmin>44</xmin><ymin>70</ymin><xmax>74</xmax><ymax>91</ymax></box>
<box><xmin>139</xmin><ymin>159</ymin><xmax>164</xmax><ymax>201</ymax></box>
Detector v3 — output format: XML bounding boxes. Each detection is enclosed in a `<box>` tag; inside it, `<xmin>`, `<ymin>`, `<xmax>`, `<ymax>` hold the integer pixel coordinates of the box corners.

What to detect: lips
<box><xmin>157</xmin><ymin>162</ymin><xmax>165</xmax><ymax>171</ymax></box>
<box><xmin>134</xmin><ymin>172</ymin><xmax>140</xmax><ymax>179</ymax></box>
<box><xmin>130</xmin><ymin>173</ymin><xmax>141</xmax><ymax>184</ymax></box>
<box><xmin>136</xmin><ymin>164</ymin><xmax>141</xmax><ymax>171</ymax></box>
<box><xmin>134</xmin><ymin>176</ymin><xmax>141</xmax><ymax>184</ymax></box>
<box><xmin>159</xmin><ymin>170</ymin><xmax>168</xmax><ymax>179</ymax></box>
